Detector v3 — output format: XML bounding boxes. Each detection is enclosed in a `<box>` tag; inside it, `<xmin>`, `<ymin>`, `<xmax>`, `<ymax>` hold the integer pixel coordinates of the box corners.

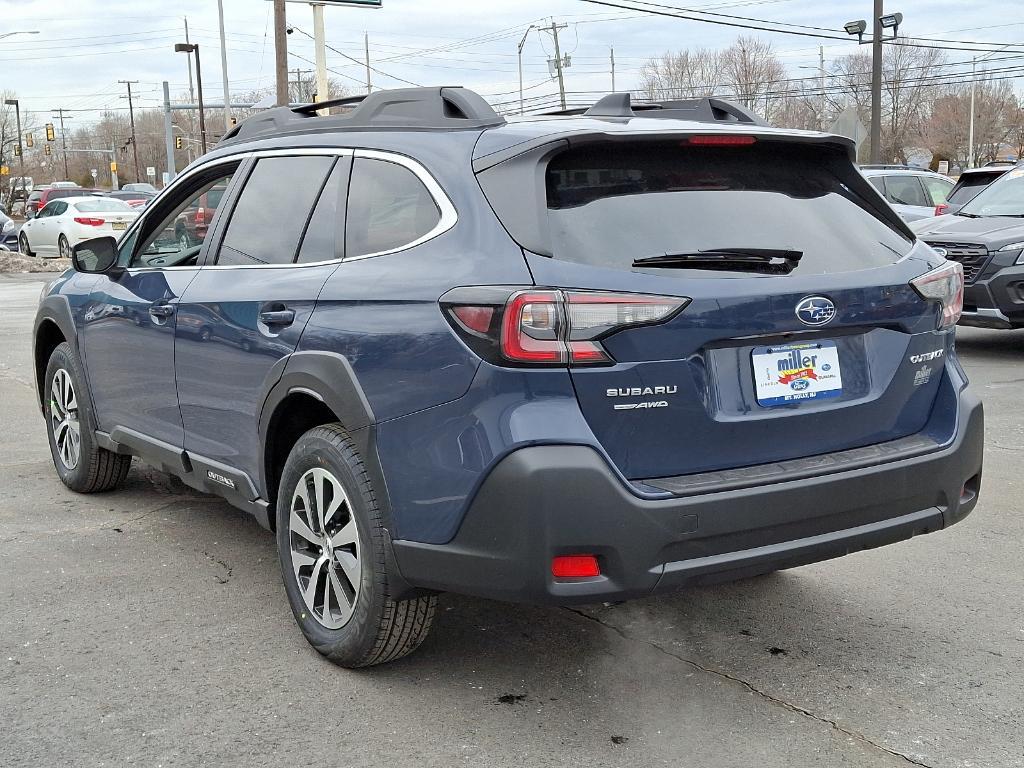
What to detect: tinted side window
<box><xmin>218</xmin><ymin>156</ymin><xmax>335</xmax><ymax>266</ymax></box>
<box><xmin>297</xmin><ymin>160</ymin><xmax>348</xmax><ymax>264</ymax></box>
<box><xmin>345</xmin><ymin>157</ymin><xmax>441</xmax><ymax>259</ymax></box>
<box><xmin>883</xmin><ymin>176</ymin><xmax>929</xmax><ymax>206</ymax></box>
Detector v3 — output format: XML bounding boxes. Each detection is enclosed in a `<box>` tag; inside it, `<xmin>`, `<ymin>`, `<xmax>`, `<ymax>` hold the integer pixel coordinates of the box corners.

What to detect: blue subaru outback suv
<box><xmin>33</xmin><ymin>88</ymin><xmax>983</xmax><ymax>667</ymax></box>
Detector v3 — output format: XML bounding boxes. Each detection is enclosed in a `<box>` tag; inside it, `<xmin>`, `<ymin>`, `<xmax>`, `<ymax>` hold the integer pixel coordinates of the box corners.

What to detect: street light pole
<box><xmin>3</xmin><ymin>99</ymin><xmax>26</xmax><ymax>204</ymax></box>
<box><xmin>517</xmin><ymin>25</ymin><xmax>535</xmax><ymax>115</ymax></box>
<box><xmin>869</xmin><ymin>0</ymin><xmax>884</xmax><ymax>163</ymax></box>
<box><xmin>176</xmin><ymin>43</ymin><xmax>208</xmax><ymax>154</ymax></box>
<box><xmin>217</xmin><ymin>0</ymin><xmax>233</xmax><ymax>133</ymax></box>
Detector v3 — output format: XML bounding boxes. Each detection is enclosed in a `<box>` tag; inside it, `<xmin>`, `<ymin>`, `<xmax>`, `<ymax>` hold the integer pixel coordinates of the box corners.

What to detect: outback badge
<box><xmin>795</xmin><ymin>296</ymin><xmax>836</xmax><ymax>327</ymax></box>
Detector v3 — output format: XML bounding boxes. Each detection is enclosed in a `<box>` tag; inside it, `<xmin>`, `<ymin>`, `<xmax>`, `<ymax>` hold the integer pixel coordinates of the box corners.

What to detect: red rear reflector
<box><xmin>935</xmin><ymin>203</ymin><xmax>949</xmax><ymax>216</ymax></box>
<box><xmin>687</xmin><ymin>135</ymin><xmax>756</xmax><ymax>146</ymax></box>
<box><xmin>551</xmin><ymin>555</ymin><xmax>601</xmax><ymax>579</ymax></box>
<box><xmin>451</xmin><ymin>305</ymin><xmax>494</xmax><ymax>334</ymax></box>
<box><xmin>74</xmin><ymin>217</ymin><xmax>104</xmax><ymax>226</ymax></box>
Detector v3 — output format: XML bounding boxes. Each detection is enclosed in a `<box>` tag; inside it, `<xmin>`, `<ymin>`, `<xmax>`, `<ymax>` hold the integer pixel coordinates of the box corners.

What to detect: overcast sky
<box><xmin>0</xmin><ymin>0</ymin><xmax>1020</xmax><ymax>123</ymax></box>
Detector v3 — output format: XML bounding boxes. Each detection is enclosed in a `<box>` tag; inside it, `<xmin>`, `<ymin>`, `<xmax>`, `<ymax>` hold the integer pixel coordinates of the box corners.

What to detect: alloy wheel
<box><xmin>50</xmin><ymin>369</ymin><xmax>81</xmax><ymax>470</ymax></box>
<box><xmin>19</xmin><ymin>233</ymin><xmax>30</xmax><ymax>256</ymax></box>
<box><xmin>289</xmin><ymin>468</ymin><xmax>361</xmax><ymax>629</ymax></box>
<box><xmin>59</xmin><ymin>237</ymin><xmax>71</xmax><ymax>260</ymax></box>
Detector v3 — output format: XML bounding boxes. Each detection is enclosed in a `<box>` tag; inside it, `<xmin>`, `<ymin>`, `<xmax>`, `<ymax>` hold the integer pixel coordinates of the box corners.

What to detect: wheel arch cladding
<box><xmin>34</xmin><ymin>298</ymin><xmax>77</xmax><ymax>410</ymax></box>
<box><xmin>259</xmin><ymin>351</ymin><xmax>387</xmax><ymax>530</ymax></box>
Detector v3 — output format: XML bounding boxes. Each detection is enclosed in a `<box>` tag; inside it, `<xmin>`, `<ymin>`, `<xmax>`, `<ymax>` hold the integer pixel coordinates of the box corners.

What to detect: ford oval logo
<box><xmin>795</xmin><ymin>296</ymin><xmax>836</xmax><ymax>326</ymax></box>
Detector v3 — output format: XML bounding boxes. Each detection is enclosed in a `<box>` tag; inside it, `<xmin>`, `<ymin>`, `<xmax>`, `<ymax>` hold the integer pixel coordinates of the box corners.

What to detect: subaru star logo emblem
<box><xmin>795</xmin><ymin>296</ymin><xmax>836</xmax><ymax>326</ymax></box>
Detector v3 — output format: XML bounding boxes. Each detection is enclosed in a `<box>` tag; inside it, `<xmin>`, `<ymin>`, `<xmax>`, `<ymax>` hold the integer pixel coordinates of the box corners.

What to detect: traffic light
<box><xmin>45</xmin><ymin>123</ymin><xmax>55</xmax><ymax>142</ymax></box>
<box><xmin>25</xmin><ymin>133</ymin><xmax>33</xmax><ymax>148</ymax></box>
<box><xmin>13</xmin><ymin>145</ymin><xmax>21</xmax><ymax>157</ymax></box>
<box><xmin>44</xmin><ymin>144</ymin><xmax>52</xmax><ymax>156</ymax></box>
<box><xmin>110</xmin><ymin>161</ymin><xmax>118</xmax><ymax>174</ymax></box>
<box><xmin>175</xmin><ymin>136</ymin><xmax>183</xmax><ymax>150</ymax></box>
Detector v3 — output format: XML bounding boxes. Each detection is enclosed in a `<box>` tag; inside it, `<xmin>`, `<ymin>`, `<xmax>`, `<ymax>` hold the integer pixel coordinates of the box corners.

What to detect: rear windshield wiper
<box><xmin>632</xmin><ymin>248</ymin><xmax>803</xmax><ymax>275</ymax></box>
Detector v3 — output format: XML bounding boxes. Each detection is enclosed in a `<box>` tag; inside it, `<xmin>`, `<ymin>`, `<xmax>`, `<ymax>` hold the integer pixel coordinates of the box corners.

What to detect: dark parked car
<box><xmin>913</xmin><ymin>166</ymin><xmax>1024</xmax><ymax>328</ymax></box>
<box><xmin>26</xmin><ymin>186</ymin><xmax>103</xmax><ymax>218</ymax></box>
<box><xmin>936</xmin><ymin>165</ymin><xmax>1015</xmax><ymax>216</ymax></box>
<box><xmin>33</xmin><ymin>87</ymin><xmax>983</xmax><ymax>667</ymax></box>
<box><xmin>106</xmin><ymin>190</ymin><xmax>156</xmax><ymax>209</ymax></box>
<box><xmin>0</xmin><ymin>209</ymin><xmax>17</xmax><ymax>250</ymax></box>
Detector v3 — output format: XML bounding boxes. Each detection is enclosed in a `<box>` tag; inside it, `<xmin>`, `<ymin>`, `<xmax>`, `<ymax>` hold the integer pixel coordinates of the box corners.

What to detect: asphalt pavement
<box><xmin>1</xmin><ymin>271</ymin><xmax>1021</xmax><ymax>768</ymax></box>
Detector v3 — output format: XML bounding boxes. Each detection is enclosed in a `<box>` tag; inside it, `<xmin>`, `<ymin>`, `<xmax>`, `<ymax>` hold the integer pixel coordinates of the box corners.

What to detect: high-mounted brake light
<box><xmin>911</xmin><ymin>260</ymin><xmax>963</xmax><ymax>329</ymax></box>
<box><xmin>686</xmin><ymin>135</ymin><xmax>757</xmax><ymax>146</ymax></box>
<box><xmin>443</xmin><ymin>289</ymin><xmax>689</xmax><ymax>367</ymax></box>
<box><xmin>74</xmin><ymin>217</ymin><xmax>105</xmax><ymax>226</ymax></box>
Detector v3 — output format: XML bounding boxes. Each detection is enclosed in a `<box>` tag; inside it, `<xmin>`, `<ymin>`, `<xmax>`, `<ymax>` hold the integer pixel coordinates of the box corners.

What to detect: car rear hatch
<box><xmin>475</xmin><ymin>129</ymin><xmax>957</xmax><ymax>481</ymax></box>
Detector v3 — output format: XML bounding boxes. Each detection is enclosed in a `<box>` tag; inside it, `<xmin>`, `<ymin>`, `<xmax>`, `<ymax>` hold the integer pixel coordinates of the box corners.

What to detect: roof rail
<box><xmin>859</xmin><ymin>163</ymin><xmax>918</xmax><ymax>170</ymax></box>
<box><xmin>221</xmin><ymin>86</ymin><xmax>505</xmax><ymax>144</ymax></box>
<box><xmin>537</xmin><ymin>93</ymin><xmax>766</xmax><ymax>126</ymax></box>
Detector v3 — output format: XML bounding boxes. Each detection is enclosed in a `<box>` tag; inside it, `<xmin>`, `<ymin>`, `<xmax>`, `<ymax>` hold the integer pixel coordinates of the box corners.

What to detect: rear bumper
<box><xmin>391</xmin><ymin>387</ymin><xmax>984</xmax><ymax>605</ymax></box>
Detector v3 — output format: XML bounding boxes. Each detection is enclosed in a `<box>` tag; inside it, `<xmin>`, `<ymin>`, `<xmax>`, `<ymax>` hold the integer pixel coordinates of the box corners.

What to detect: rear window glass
<box><xmin>75</xmin><ymin>199</ymin><xmax>133</xmax><ymax>212</ymax></box>
<box><xmin>947</xmin><ymin>173</ymin><xmax>1003</xmax><ymax>205</ymax></box>
<box><xmin>960</xmin><ymin>169</ymin><xmax>1024</xmax><ymax>217</ymax></box>
<box><xmin>544</xmin><ymin>142</ymin><xmax>912</xmax><ymax>276</ymax></box>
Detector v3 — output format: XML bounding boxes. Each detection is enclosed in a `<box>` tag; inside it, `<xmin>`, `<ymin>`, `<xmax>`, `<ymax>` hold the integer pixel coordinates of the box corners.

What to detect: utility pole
<box><xmin>869</xmin><ymin>0</ymin><xmax>883</xmax><ymax>163</ymax></box>
<box><xmin>819</xmin><ymin>45</ymin><xmax>826</xmax><ymax>131</ymax></box>
<box><xmin>274</xmin><ymin>0</ymin><xmax>289</xmax><ymax>106</ymax></box>
<box><xmin>52</xmin><ymin>108</ymin><xmax>71</xmax><ymax>180</ymax></box>
<box><xmin>217</xmin><ymin>0</ymin><xmax>232</xmax><ymax>132</ymax></box>
<box><xmin>3</xmin><ymin>99</ymin><xmax>26</xmax><ymax>203</ymax></box>
<box><xmin>517</xmin><ymin>25</ymin><xmax>535</xmax><ymax>115</ymax></box>
<box><xmin>968</xmin><ymin>58</ymin><xmax>977</xmax><ymax>168</ymax></box>
<box><xmin>541</xmin><ymin>20</ymin><xmax>568</xmax><ymax>110</ymax></box>
<box><xmin>611</xmin><ymin>46</ymin><xmax>616</xmax><ymax>92</ymax></box>
<box><xmin>365</xmin><ymin>33</ymin><xmax>372</xmax><ymax>94</ymax></box>
<box><xmin>119</xmin><ymin>80</ymin><xmax>141</xmax><ymax>183</ymax></box>
<box><xmin>312</xmin><ymin>2</ymin><xmax>329</xmax><ymax>110</ymax></box>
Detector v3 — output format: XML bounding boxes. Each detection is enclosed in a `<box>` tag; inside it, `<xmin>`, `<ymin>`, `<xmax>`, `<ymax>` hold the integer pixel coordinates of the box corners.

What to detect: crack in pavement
<box><xmin>0</xmin><ymin>498</ymin><xmax>200</xmax><ymax>544</ymax></box>
<box><xmin>565</xmin><ymin>607</ymin><xmax>937</xmax><ymax>768</ymax></box>
<box><xmin>203</xmin><ymin>552</ymin><xmax>233</xmax><ymax>584</ymax></box>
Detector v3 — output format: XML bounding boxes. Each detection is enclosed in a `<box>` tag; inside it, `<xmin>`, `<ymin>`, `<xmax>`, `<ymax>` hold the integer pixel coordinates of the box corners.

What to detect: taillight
<box><xmin>935</xmin><ymin>203</ymin><xmax>949</xmax><ymax>216</ymax></box>
<box><xmin>74</xmin><ymin>217</ymin><xmax>105</xmax><ymax>226</ymax></box>
<box><xmin>911</xmin><ymin>260</ymin><xmax>964</xmax><ymax>329</ymax></box>
<box><xmin>442</xmin><ymin>288</ymin><xmax>689</xmax><ymax>367</ymax></box>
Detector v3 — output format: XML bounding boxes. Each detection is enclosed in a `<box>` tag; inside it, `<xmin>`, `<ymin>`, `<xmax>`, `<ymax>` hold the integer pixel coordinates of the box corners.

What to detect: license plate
<box><xmin>752</xmin><ymin>341</ymin><xmax>843</xmax><ymax>407</ymax></box>
<box><xmin>112</xmin><ymin>222</ymin><xmax>127</xmax><ymax>231</ymax></box>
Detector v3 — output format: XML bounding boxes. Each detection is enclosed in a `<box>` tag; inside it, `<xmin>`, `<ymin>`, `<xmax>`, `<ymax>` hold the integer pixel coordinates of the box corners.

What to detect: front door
<box><xmin>78</xmin><ymin>162</ymin><xmax>242</xmax><ymax>447</ymax></box>
<box><xmin>175</xmin><ymin>152</ymin><xmax>349</xmax><ymax>485</ymax></box>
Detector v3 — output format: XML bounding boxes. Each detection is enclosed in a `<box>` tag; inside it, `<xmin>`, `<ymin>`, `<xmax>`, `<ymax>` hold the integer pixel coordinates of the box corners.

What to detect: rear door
<box><xmin>174</xmin><ymin>151</ymin><xmax>350</xmax><ymax>485</ymax></box>
<box><xmin>482</xmin><ymin>137</ymin><xmax>948</xmax><ymax>481</ymax></box>
<box><xmin>881</xmin><ymin>175</ymin><xmax>932</xmax><ymax>221</ymax></box>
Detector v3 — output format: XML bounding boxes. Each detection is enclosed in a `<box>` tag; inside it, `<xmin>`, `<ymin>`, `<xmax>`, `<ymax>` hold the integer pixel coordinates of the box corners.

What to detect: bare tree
<box><xmin>637</xmin><ymin>48</ymin><xmax>724</xmax><ymax>101</ymax></box>
<box><xmin>721</xmin><ymin>36</ymin><xmax>787</xmax><ymax>122</ymax></box>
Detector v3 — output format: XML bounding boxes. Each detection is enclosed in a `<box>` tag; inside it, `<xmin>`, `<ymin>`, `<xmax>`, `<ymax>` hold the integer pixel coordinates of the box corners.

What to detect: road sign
<box><xmin>146</xmin><ymin>166</ymin><xmax>156</xmax><ymax>178</ymax></box>
<box><xmin>91</xmin><ymin>169</ymin><xmax>98</xmax><ymax>179</ymax></box>
<box><xmin>830</xmin><ymin>107</ymin><xmax>868</xmax><ymax>153</ymax></box>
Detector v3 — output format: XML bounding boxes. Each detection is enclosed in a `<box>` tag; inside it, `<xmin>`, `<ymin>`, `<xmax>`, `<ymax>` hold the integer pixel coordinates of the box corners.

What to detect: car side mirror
<box><xmin>72</xmin><ymin>236</ymin><xmax>123</xmax><ymax>277</ymax></box>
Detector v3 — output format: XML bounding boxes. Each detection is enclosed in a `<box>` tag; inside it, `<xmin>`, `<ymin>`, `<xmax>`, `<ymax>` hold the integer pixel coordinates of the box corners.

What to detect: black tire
<box><xmin>44</xmin><ymin>342</ymin><xmax>132</xmax><ymax>493</ymax></box>
<box><xmin>276</xmin><ymin>424</ymin><xmax>436</xmax><ymax>668</ymax></box>
<box><xmin>19</xmin><ymin>231</ymin><xmax>33</xmax><ymax>257</ymax></box>
<box><xmin>58</xmin><ymin>234</ymin><xmax>72</xmax><ymax>260</ymax></box>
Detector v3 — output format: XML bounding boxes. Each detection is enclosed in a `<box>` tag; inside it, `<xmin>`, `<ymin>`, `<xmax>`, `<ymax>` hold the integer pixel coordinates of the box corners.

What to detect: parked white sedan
<box><xmin>19</xmin><ymin>196</ymin><xmax>139</xmax><ymax>259</ymax></box>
